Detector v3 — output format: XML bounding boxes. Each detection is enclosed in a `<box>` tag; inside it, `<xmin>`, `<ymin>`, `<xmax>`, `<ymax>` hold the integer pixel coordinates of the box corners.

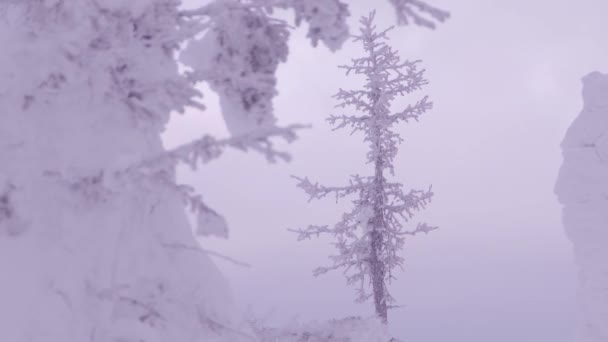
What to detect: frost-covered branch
<box><xmin>289</xmin><ymin>225</ymin><xmax>332</xmax><ymax>241</ymax></box>
<box><xmin>388</xmin><ymin>0</ymin><xmax>450</xmax><ymax>29</ymax></box>
<box><xmin>182</xmin><ymin>0</ymin><xmax>351</xmax><ymax>52</ymax></box>
<box><xmin>137</xmin><ymin>124</ymin><xmax>308</xmax><ymax>173</ymax></box>
<box><xmin>181</xmin><ymin>1</ymin><xmax>291</xmax><ymax>135</ymax></box>
<box><xmin>292</xmin><ymin>175</ymin><xmax>369</xmax><ymax>202</ymax></box>
<box><xmin>46</xmin><ymin>124</ymin><xmax>306</xmax><ymax>240</ymax></box>
<box><xmin>327</xmin><ymin>113</ymin><xmax>371</xmax><ymax>134</ymax></box>
<box><xmin>389</xmin><ymin>95</ymin><xmax>432</xmax><ymax>124</ymax></box>
<box><xmin>162</xmin><ymin>242</ymin><xmax>251</xmax><ymax>268</ymax></box>
<box><xmin>117</xmin><ymin>124</ymin><xmax>307</xmax><ymax>238</ymax></box>
<box><xmin>282</xmin><ymin>0</ymin><xmax>350</xmax><ymax>51</ymax></box>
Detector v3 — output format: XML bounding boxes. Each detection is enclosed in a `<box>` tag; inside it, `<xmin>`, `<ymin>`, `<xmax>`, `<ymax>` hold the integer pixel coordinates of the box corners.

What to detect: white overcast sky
<box><xmin>165</xmin><ymin>1</ymin><xmax>608</xmax><ymax>341</ymax></box>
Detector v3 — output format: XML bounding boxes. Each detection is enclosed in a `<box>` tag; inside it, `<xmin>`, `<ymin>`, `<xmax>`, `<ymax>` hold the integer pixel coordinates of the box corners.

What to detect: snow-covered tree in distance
<box><xmin>291</xmin><ymin>11</ymin><xmax>437</xmax><ymax>324</ymax></box>
<box><xmin>555</xmin><ymin>72</ymin><xmax>608</xmax><ymax>342</ymax></box>
<box><xmin>0</xmin><ymin>0</ymin><xmax>446</xmax><ymax>341</ymax></box>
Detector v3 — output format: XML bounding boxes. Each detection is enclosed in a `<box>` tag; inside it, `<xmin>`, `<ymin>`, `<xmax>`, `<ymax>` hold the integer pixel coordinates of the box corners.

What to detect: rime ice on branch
<box><xmin>180</xmin><ymin>0</ymin><xmax>351</xmax><ymax>135</ymax></box>
<box><xmin>292</xmin><ymin>12</ymin><xmax>436</xmax><ymax>324</ymax></box>
<box><xmin>388</xmin><ymin>0</ymin><xmax>450</xmax><ymax>29</ymax></box>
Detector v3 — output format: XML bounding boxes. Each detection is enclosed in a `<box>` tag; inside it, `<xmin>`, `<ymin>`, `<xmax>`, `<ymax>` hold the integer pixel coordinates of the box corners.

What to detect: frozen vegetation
<box><xmin>3</xmin><ymin>0</ymin><xmax>604</xmax><ymax>341</ymax></box>
<box><xmin>291</xmin><ymin>11</ymin><xmax>435</xmax><ymax>324</ymax></box>
<box><xmin>556</xmin><ymin>72</ymin><xmax>608</xmax><ymax>342</ymax></box>
<box><xmin>0</xmin><ymin>0</ymin><xmax>446</xmax><ymax>341</ymax></box>
<box><xmin>251</xmin><ymin>317</ymin><xmax>392</xmax><ymax>342</ymax></box>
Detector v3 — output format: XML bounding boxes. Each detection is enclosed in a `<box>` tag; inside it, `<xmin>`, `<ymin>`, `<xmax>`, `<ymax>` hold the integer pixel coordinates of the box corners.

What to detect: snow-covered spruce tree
<box><xmin>292</xmin><ymin>12</ymin><xmax>436</xmax><ymax>324</ymax></box>
<box><xmin>0</xmin><ymin>1</ymin><xmax>301</xmax><ymax>341</ymax></box>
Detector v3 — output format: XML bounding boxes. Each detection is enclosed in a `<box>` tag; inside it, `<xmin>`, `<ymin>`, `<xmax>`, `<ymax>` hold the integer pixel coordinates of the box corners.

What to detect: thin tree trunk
<box><xmin>367</xmin><ymin>61</ymin><xmax>388</xmax><ymax>322</ymax></box>
<box><xmin>370</xmin><ymin>227</ymin><xmax>387</xmax><ymax>323</ymax></box>
<box><xmin>370</xmin><ymin>139</ymin><xmax>388</xmax><ymax>323</ymax></box>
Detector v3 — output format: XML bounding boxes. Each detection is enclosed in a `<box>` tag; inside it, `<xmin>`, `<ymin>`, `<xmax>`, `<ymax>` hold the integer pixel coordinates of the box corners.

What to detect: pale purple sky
<box><xmin>165</xmin><ymin>0</ymin><xmax>608</xmax><ymax>341</ymax></box>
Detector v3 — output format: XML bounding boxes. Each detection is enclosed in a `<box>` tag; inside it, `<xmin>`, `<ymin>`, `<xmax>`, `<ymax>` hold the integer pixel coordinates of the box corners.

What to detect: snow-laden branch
<box><xmin>47</xmin><ymin>124</ymin><xmax>307</xmax><ymax>240</ymax></box>
<box><xmin>327</xmin><ymin>112</ymin><xmax>371</xmax><ymax>135</ymax></box>
<box><xmin>389</xmin><ymin>95</ymin><xmax>432</xmax><ymax>124</ymax></box>
<box><xmin>162</xmin><ymin>242</ymin><xmax>252</xmax><ymax>268</ymax></box>
<box><xmin>135</xmin><ymin>124</ymin><xmax>308</xmax><ymax>173</ymax></box>
<box><xmin>384</xmin><ymin>183</ymin><xmax>433</xmax><ymax>217</ymax></box>
<box><xmin>388</xmin><ymin>0</ymin><xmax>450</xmax><ymax>29</ymax></box>
<box><xmin>121</xmin><ymin>124</ymin><xmax>306</xmax><ymax>238</ymax></box>
<box><xmin>292</xmin><ymin>175</ymin><xmax>369</xmax><ymax>202</ymax></box>
<box><xmin>289</xmin><ymin>225</ymin><xmax>331</xmax><ymax>241</ymax></box>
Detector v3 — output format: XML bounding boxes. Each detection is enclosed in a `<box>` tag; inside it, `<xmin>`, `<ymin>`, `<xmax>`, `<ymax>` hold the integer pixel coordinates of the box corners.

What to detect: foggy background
<box><xmin>165</xmin><ymin>0</ymin><xmax>608</xmax><ymax>341</ymax></box>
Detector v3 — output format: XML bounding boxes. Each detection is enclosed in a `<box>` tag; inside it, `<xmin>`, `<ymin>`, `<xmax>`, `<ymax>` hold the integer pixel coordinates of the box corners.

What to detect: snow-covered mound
<box><xmin>555</xmin><ymin>71</ymin><xmax>608</xmax><ymax>342</ymax></box>
<box><xmin>253</xmin><ymin>316</ymin><xmax>393</xmax><ymax>342</ymax></box>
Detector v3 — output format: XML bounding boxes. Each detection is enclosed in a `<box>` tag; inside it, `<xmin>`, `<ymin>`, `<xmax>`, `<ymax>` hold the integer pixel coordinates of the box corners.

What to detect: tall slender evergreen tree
<box><xmin>292</xmin><ymin>11</ymin><xmax>436</xmax><ymax>323</ymax></box>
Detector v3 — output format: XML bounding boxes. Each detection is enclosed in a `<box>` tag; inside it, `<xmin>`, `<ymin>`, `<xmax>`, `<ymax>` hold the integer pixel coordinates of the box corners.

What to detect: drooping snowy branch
<box><xmin>181</xmin><ymin>1</ymin><xmax>291</xmax><ymax>135</ymax></box>
<box><xmin>41</xmin><ymin>122</ymin><xmax>306</xmax><ymax>241</ymax></box>
<box><xmin>135</xmin><ymin>124</ymin><xmax>308</xmax><ymax>173</ymax></box>
<box><xmin>292</xmin><ymin>12</ymin><xmax>436</xmax><ymax>323</ymax></box>
<box><xmin>162</xmin><ymin>241</ymin><xmax>252</xmax><ymax>268</ymax></box>
<box><xmin>388</xmin><ymin>0</ymin><xmax>450</xmax><ymax>29</ymax></box>
<box><xmin>281</xmin><ymin>0</ymin><xmax>350</xmax><ymax>51</ymax></box>
<box><xmin>115</xmin><ymin>124</ymin><xmax>307</xmax><ymax>238</ymax></box>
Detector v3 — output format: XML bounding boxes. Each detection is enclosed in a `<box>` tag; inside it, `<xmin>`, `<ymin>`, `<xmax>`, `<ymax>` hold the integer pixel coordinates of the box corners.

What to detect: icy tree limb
<box><xmin>388</xmin><ymin>0</ymin><xmax>450</xmax><ymax>29</ymax></box>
